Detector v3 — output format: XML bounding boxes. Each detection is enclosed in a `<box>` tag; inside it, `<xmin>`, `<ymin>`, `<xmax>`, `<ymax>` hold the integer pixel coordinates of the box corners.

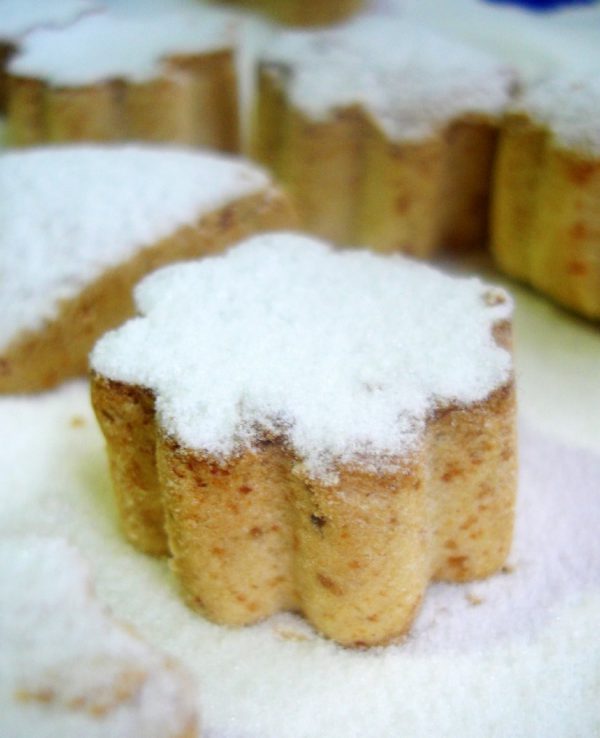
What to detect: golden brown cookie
<box><xmin>211</xmin><ymin>0</ymin><xmax>363</xmax><ymax>27</ymax></box>
<box><xmin>6</xmin><ymin>6</ymin><xmax>240</xmax><ymax>150</ymax></box>
<box><xmin>492</xmin><ymin>76</ymin><xmax>600</xmax><ymax>320</ymax></box>
<box><xmin>0</xmin><ymin>145</ymin><xmax>295</xmax><ymax>393</ymax></box>
<box><xmin>251</xmin><ymin>18</ymin><xmax>515</xmax><ymax>255</ymax></box>
<box><xmin>91</xmin><ymin>232</ymin><xmax>517</xmax><ymax>646</ymax></box>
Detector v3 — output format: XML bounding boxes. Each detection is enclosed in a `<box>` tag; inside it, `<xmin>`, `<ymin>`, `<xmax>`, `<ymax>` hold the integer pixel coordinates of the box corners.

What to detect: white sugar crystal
<box><xmin>8</xmin><ymin>5</ymin><xmax>236</xmax><ymax>85</ymax></box>
<box><xmin>92</xmin><ymin>233</ymin><xmax>512</xmax><ymax>480</ymax></box>
<box><xmin>0</xmin><ymin>0</ymin><xmax>98</xmax><ymax>43</ymax></box>
<box><xmin>0</xmin><ymin>536</ymin><xmax>196</xmax><ymax>738</ymax></box>
<box><xmin>260</xmin><ymin>16</ymin><xmax>515</xmax><ymax>142</ymax></box>
<box><xmin>0</xmin><ymin>145</ymin><xmax>271</xmax><ymax>349</ymax></box>
<box><xmin>516</xmin><ymin>74</ymin><xmax>600</xmax><ymax>155</ymax></box>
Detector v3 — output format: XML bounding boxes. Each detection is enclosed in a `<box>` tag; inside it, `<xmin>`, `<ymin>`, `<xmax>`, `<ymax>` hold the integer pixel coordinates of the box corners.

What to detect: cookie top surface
<box><xmin>0</xmin><ymin>145</ymin><xmax>271</xmax><ymax>349</ymax></box>
<box><xmin>0</xmin><ymin>0</ymin><xmax>98</xmax><ymax>43</ymax></box>
<box><xmin>0</xmin><ymin>535</ymin><xmax>196</xmax><ymax>738</ymax></box>
<box><xmin>515</xmin><ymin>73</ymin><xmax>600</xmax><ymax>155</ymax></box>
<box><xmin>8</xmin><ymin>5</ymin><xmax>236</xmax><ymax>85</ymax></box>
<box><xmin>92</xmin><ymin>233</ymin><xmax>513</xmax><ymax>481</ymax></box>
<box><xmin>260</xmin><ymin>16</ymin><xmax>515</xmax><ymax>141</ymax></box>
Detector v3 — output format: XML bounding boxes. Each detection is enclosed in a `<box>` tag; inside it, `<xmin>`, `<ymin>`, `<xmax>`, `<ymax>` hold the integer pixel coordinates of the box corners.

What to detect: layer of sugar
<box><xmin>515</xmin><ymin>74</ymin><xmax>600</xmax><ymax>155</ymax></box>
<box><xmin>8</xmin><ymin>5</ymin><xmax>237</xmax><ymax>85</ymax></box>
<box><xmin>378</xmin><ymin>0</ymin><xmax>600</xmax><ymax>83</ymax></box>
<box><xmin>368</xmin><ymin>1</ymin><xmax>600</xmax><ymax>152</ymax></box>
<box><xmin>0</xmin><ymin>374</ymin><xmax>598</xmax><ymax>738</ymax></box>
<box><xmin>92</xmin><ymin>233</ymin><xmax>512</xmax><ymax>479</ymax></box>
<box><xmin>0</xmin><ymin>0</ymin><xmax>98</xmax><ymax>43</ymax></box>
<box><xmin>260</xmin><ymin>16</ymin><xmax>515</xmax><ymax>141</ymax></box>
<box><xmin>0</xmin><ymin>535</ymin><xmax>196</xmax><ymax>738</ymax></box>
<box><xmin>0</xmin><ymin>145</ymin><xmax>271</xmax><ymax>349</ymax></box>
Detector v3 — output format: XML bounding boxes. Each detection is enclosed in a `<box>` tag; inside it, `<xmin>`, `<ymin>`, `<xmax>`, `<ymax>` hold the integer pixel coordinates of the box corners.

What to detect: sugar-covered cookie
<box><xmin>6</xmin><ymin>5</ymin><xmax>240</xmax><ymax>150</ymax></box>
<box><xmin>0</xmin><ymin>0</ymin><xmax>98</xmax><ymax>111</ymax></box>
<box><xmin>252</xmin><ymin>17</ymin><xmax>515</xmax><ymax>254</ymax></box>
<box><xmin>91</xmin><ymin>232</ymin><xmax>517</xmax><ymax>646</ymax></box>
<box><xmin>492</xmin><ymin>73</ymin><xmax>600</xmax><ymax>320</ymax></box>
<box><xmin>0</xmin><ymin>145</ymin><xmax>294</xmax><ymax>392</ymax></box>
<box><xmin>212</xmin><ymin>0</ymin><xmax>364</xmax><ymax>27</ymax></box>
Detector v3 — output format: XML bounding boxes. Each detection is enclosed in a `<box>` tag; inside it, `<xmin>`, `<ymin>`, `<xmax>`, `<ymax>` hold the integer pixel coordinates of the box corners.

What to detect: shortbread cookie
<box><xmin>0</xmin><ymin>145</ymin><xmax>295</xmax><ymax>393</ymax></box>
<box><xmin>491</xmin><ymin>74</ymin><xmax>600</xmax><ymax>320</ymax></box>
<box><xmin>6</xmin><ymin>6</ymin><xmax>240</xmax><ymax>150</ymax></box>
<box><xmin>0</xmin><ymin>536</ymin><xmax>198</xmax><ymax>738</ymax></box>
<box><xmin>251</xmin><ymin>17</ymin><xmax>516</xmax><ymax>255</ymax></box>
<box><xmin>0</xmin><ymin>0</ymin><xmax>98</xmax><ymax>111</ymax></box>
<box><xmin>211</xmin><ymin>0</ymin><xmax>364</xmax><ymax>27</ymax></box>
<box><xmin>91</xmin><ymin>232</ymin><xmax>517</xmax><ymax>647</ymax></box>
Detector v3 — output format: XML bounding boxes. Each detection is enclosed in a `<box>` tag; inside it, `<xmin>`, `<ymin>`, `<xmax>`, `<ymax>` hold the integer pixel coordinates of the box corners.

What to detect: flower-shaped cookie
<box><xmin>92</xmin><ymin>233</ymin><xmax>517</xmax><ymax>646</ymax></box>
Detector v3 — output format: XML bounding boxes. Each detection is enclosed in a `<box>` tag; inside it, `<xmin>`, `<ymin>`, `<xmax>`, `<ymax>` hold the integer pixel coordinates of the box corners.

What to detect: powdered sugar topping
<box><xmin>0</xmin><ymin>145</ymin><xmax>271</xmax><ymax>350</ymax></box>
<box><xmin>516</xmin><ymin>73</ymin><xmax>600</xmax><ymax>155</ymax></box>
<box><xmin>8</xmin><ymin>5</ymin><xmax>236</xmax><ymax>85</ymax></box>
<box><xmin>260</xmin><ymin>16</ymin><xmax>515</xmax><ymax>142</ymax></box>
<box><xmin>92</xmin><ymin>233</ymin><xmax>512</xmax><ymax>480</ymax></box>
<box><xmin>0</xmin><ymin>0</ymin><xmax>98</xmax><ymax>43</ymax></box>
<box><xmin>0</xmin><ymin>536</ymin><xmax>196</xmax><ymax>738</ymax></box>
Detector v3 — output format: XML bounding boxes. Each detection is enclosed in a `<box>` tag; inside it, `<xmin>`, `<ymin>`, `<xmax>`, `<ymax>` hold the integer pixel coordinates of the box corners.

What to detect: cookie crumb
<box><xmin>466</xmin><ymin>592</ymin><xmax>483</xmax><ymax>606</ymax></box>
<box><xmin>275</xmin><ymin>627</ymin><xmax>311</xmax><ymax>642</ymax></box>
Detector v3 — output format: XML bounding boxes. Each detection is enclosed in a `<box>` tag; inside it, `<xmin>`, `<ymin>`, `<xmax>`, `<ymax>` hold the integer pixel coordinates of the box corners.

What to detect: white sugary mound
<box><xmin>369</xmin><ymin>2</ymin><xmax>600</xmax><ymax>153</ymax></box>
<box><xmin>516</xmin><ymin>74</ymin><xmax>600</xmax><ymax>155</ymax></box>
<box><xmin>91</xmin><ymin>232</ymin><xmax>512</xmax><ymax>480</ymax></box>
<box><xmin>0</xmin><ymin>0</ymin><xmax>98</xmax><ymax>43</ymax></box>
<box><xmin>8</xmin><ymin>5</ymin><xmax>236</xmax><ymax>85</ymax></box>
<box><xmin>0</xmin><ymin>536</ymin><xmax>197</xmax><ymax>738</ymax></box>
<box><xmin>0</xmin><ymin>379</ymin><xmax>598</xmax><ymax>737</ymax></box>
<box><xmin>260</xmin><ymin>16</ymin><xmax>515</xmax><ymax>142</ymax></box>
<box><xmin>0</xmin><ymin>144</ymin><xmax>271</xmax><ymax>350</ymax></box>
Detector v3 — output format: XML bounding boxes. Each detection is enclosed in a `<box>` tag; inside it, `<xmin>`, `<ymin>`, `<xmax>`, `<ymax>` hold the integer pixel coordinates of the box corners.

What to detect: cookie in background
<box><xmin>5</xmin><ymin>4</ymin><xmax>241</xmax><ymax>150</ymax></box>
<box><xmin>0</xmin><ymin>0</ymin><xmax>98</xmax><ymax>111</ymax></box>
<box><xmin>492</xmin><ymin>73</ymin><xmax>600</xmax><ymax>320</ymax></box>
<box><xmin>0</xmin><ymin>145</ymin><xmax>295</xmax><ymax>393</ymax></box>
<box><xmin>209</xmin><ymin>0</ymin><xmax>364</xmax><ymax>27</ymax></box>
<box><xmin>251</xmin><ymin>17</ymin><xmax>517</xmax><ymax>256</ymax></box>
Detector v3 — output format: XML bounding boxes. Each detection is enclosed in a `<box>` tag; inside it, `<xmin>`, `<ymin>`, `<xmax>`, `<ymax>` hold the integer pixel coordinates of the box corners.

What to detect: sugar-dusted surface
<box><xmin>92</xmin><ymin>233</ymin><xmax>512</xmax><ymax>479</ymax></box>
<box><xmin>0</xmin><ymin>535</ymin><xmax>197</xmax><ymax>738</ymax></box>
<box><xmin>0</xmin><ymin>145</ymin><xmax>271</xmax><ymax>349</ymax></box>
<box><xmin>0</xmin><ymin>0</ymin><xmax>98</xmax><ymax>43</ymax></box>
<box><xmin>260</xmin><ymin>16</ymin><xmax>514</xmax><ymax>142</ymax></box>
<box><xmin>0</xmin><ymin>358</ymin><xmax>598</xmax><ymax>737</ymax></box>
<box><xmin>8</xmin><ymin>4</ymin><xmax>236</xmax><ymax>85</ymax></box>
<box><xmin>515</xmin><ymin>74</ymin><xmax>600</xmax><ymax>155</ymax></box>
<box><xmin>373</xmin><ymin>0</ymin><xmax>600</xmax><ymax>153</ymax></box>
